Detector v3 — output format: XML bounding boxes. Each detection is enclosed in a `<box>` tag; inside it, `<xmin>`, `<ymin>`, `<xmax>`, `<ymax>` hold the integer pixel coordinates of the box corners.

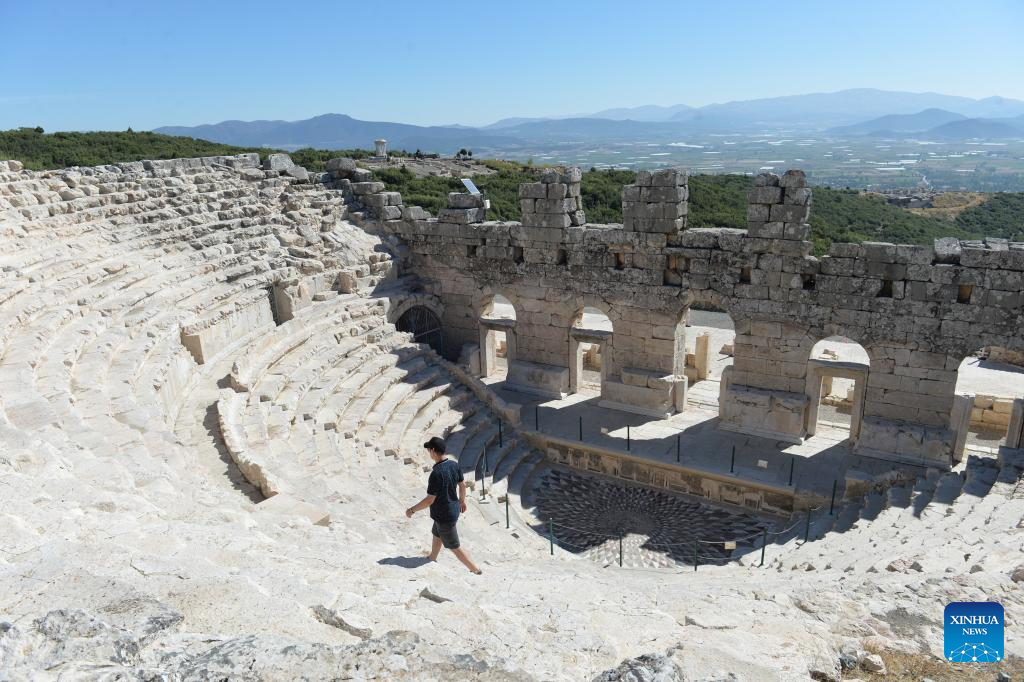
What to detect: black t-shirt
<box><xmin>427</xmin><ymin>458</ymin><xmax>463</xmax><ymax>522</ymax></box>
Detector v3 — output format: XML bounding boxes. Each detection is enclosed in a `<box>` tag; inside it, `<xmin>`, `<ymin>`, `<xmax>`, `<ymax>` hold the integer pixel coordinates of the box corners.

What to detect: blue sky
<box><xmin>1</xmin><ymin>0</ymin><xmax>1022</xmax><ymax>131</ymax></box>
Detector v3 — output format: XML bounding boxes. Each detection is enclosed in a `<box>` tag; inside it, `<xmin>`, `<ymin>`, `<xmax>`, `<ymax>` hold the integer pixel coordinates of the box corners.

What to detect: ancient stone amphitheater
<box><xmin>0</xmin><ymin>153</ymin><xmax>1021</xmax><ymax>680</ymax></box>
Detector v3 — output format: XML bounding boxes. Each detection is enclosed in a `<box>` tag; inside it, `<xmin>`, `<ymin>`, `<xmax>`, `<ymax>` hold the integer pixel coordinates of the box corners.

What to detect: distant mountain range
<box><xmin>153</xmin><ymin>89</ymin><xmax>1024</xmax><ymax>153</ymax></box>
<box><xmin>827</xmin><ymin>108</ymin><xmax>1024</xmax><ymax>139</ymax></box>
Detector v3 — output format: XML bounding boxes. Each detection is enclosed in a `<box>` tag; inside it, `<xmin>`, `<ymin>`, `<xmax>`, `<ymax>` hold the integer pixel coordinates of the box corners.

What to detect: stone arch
<box><xmin>395</xmin><ymin>306</ymin><xmax>445</xmax><ymax>355</ymax></box>
<box><xmin>569</xmin><ymin>305</ymin><xmax>614</xmax><ymax>395</ymax></box>
<box><xmin>805</xmin><ymin>335</ymin><xmax>871</xmax><ymax>441</ymax></box>
<box><xmin>477</xmin><ymin>289</ymin><xmax>521</xmax><ymax>320</ymax></box>
<box><xmin>682</xmin><ymin>305</ymin><xmax>736</xmax><ymax>388</ymax></box>
<box><xmin>478</xmin><ymin>292</ymin><xmax>518</xmax><ymax>379</ymax></box>
<box><xmin>388</xmin><ymin>294</ymin><xmax>444</xmax><ymax>326</ymax></box>
<box><xmin>951</xmin><ymin>345</ymin><xmax>1024</xmax><ymax>460</ymax></box>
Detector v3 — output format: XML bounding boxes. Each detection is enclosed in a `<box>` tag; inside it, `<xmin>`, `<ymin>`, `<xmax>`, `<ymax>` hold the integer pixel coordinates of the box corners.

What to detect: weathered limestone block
<box><xmin>518</xmin><ymin>183</ymin><xmax>547</xmax><ymax>199</ymax></box>
<box><xmin>263</xmin><ymin>153</ymin><xmax>295</xmax><ymax>171</ymax></box>
<box><xmin>599</xmin><ymin>374</ymin><xmax>685</xmax><ymax>418</ymax></box>
<box><xmin>748</xmin><ymin>186</ymin><xmax>783</xmax><ymax>204</ymax></box>
<box><xmin>753</xmin><ymin>172</ymin><xmax>780</xmax><ymax>187</ymax></box>
<box><xmin>326</xmin><ymin>157</ymin><xmax>357</xmax><ymax>173</ymax></box>
<box><xmin>283</xmin><ymin>166</ymin><xmax>309</xmax><ymax>182</ymax></box>
<box><xmin>779</xmin><ymin>169</ymin><xmax>806</xmax><ymax>188</ymax></box>
<box><xmin>719</xmin><ymin>379</ymin><xmax>808</xmax><ymax>443</ymax></box>
<box><xmin>521</xmin><ymin>212</ymin><xmax>570</xmax><ymax>229</ymax></box>
<box><xmin>448</xmin><ymin>192</ymin><xmax>485</xmax><ymax>209</ymax></box>
<box><xmin>505</xmin><ymin>359</ymin><xmax>569</xmax><ymax>398</ymax></box>
<box><xmin>179</xmin><ymin>291</ymin><xmax>276</xmax><ymax>364</ymax></box>
<box><xmin>861</xmin><ymin>241</ymin><xmax>897</xmax><ymax>262</ymax></box>
<box><xmin>650</xmin><ymin>168</ymin><xmax>686</xmax><ymax>186</ymax></box>
<box><xmin>855</xmin><ymin>415</ymin><xmax>953</xmax><ymax>465</ymax></box>
<box><xmin>769</xmin><ymin>204</ymin><xmax>809</xmax><ymax>223</ymax></box>
<box><xmin>350</xmin><ymin>181</ymin><xmax>385</xmax><ymax>195</ymax></box>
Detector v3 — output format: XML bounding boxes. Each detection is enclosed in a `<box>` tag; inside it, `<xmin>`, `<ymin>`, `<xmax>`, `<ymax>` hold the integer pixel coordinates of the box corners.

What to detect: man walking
<box><xmin>405</xmin><ymin>436</ymin><xmax>482</xmax><ymax>574</ymax></box>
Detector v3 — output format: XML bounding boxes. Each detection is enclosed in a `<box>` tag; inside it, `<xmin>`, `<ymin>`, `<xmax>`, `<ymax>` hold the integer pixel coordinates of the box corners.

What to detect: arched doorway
<box><xmin>805</xmin><ymin>336</ymin><xmax>870</xmax><ymax>441</ymax></box>
<box><xmin>953</xmin><ymin>346</ymin><xmax>1024</xmax><ymax>457</ymax></box>
<box><xmin>684</xmin><ymin>307</ymin><xmax>736</xmax><ymax>410</ymax></box>
<box><xmin>479</xmin><ymin>294</ymin><xmax>516</xmax><ymax>380</ymax></box>
<box><xmin>570</xmin><ymin>306</ymin><xmax>613</xmax><ymax>396</ymax></box>
<box><xmin>396</xmin><ymin>306</ymin><xmax>444</xmax><ymax>354</ymax></box>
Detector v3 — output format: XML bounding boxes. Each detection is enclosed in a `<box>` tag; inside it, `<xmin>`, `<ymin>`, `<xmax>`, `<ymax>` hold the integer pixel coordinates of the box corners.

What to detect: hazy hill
<box><xmin>959</xmin><ymin>96</ymin><xmax>1024</xmax><ymax>119</ymax></box>
<box><xmin>670</xmin><ymin>89</ymin><xmax>1009</xmax><ymax>129</ymax></box>
<box><xmin>153</xmin><ymin>90</ymin><xmax>1024</xmax><ymax>152</ymax></box>
<box><xmin>582</xmin><ymin>103</ymin><xmax>693</xmax><ymax>122</ymax></box>
<box><xmin>485</xmin><ymin>117</ymin><xmax>679</xmax><ymax>141</ymax></box>
<box><xmin>155</xmin><ymin>113</ymin><xmax>519</xmax><ymax>153</ymax></box>
<box><xmin>926</xmin><ymin>117</ymin><xmax>1024</xmax><ymax>140</ymax></box>
<box><xmin>828</xmin><ymin>108</ymin><xmax>967</xmax><ymax>136</ymax></box>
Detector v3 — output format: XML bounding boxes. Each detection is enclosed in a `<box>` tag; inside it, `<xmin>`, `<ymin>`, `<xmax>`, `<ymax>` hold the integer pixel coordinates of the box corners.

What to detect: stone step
<box><xmin>357</xmin><ymin>366</ymin><xmax>443</xmax><ymax>445</ymax></box>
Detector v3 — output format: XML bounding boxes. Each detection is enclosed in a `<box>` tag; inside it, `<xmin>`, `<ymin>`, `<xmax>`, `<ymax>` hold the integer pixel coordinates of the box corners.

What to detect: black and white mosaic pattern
<box><xmin>532</xmin><ymin>468</ymin><xmax>771</xmax><ymax>568</ymax></box>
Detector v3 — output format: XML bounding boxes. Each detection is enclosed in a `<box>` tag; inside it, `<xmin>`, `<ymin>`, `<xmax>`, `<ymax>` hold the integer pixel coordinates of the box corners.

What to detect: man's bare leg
<box><xmin>451</xmin><ymin>547</ymin><xmax>481</xmax><ymax>574</ymax></box>
<box><xmin>427</xmin><ymin>536</ymin><xmax>442</xmax><ymax>561</ymax></box>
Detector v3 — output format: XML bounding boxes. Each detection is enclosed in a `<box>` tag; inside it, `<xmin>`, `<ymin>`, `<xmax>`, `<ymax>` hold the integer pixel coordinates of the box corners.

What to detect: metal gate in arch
<box><xmin>396</xmin><ymin>306</ymin><xmax>445</xmax><ymax>355</ymax></box>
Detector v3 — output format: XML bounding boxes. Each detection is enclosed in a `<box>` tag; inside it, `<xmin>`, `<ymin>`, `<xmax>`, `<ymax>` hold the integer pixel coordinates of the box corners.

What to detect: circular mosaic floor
<box><xmin>531</xmin><ymin>468</ymin><xmax>772</xmax><ymax>569</ymax></box>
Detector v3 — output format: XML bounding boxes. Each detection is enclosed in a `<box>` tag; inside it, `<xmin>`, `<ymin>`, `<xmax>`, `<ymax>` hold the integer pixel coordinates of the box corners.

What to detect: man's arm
<box><xmin>458</xmin><ymin>480</ymin><xmax>467</xmax><ymax>513</ymax></box>
<box><xmin>406</xmin><ymin>495</ymin><xmax>435</xmax><ymax>518</ymax></box>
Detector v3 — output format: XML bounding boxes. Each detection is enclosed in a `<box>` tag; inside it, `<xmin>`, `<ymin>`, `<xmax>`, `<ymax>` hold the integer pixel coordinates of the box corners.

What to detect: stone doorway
<box><xmin>569</xmin><ymin>307</ymin><xmax>613</xmax><ymax>397</ymax></box>
<box><xmin>479</xmin><ymin>294</ymin><xmax>516</xmax><ymax>380</ymax></box>
<box><xmin>805</xmin><ymin>337</ymin><xmax>870</xmax><ymax>442</ymax></box>
<box><xmin>953</xmin><ymin>348</ymin><xmax>1024</xmax><ymax>458</ymax></box>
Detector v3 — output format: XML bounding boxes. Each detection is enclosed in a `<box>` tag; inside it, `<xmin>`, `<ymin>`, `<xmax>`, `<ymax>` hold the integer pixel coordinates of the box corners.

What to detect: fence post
<box><xmin>618</xmin><ymin>536</ymin><xmax>623</xmax><ymax>568</ymax></box>
<box><xmin>693</xmin><ymin>539</ymin><xmax>699</xmax><ymax>571</ymax></box>
<box><xmin>627</xmin><ymin>425</ymin><xmax>631</xmax><ymax>451</ymax></box>
<box><xmin>578</xmin><ymin>415</ymin><xmax>583</xmax><ymax>442</ymax></box>
<box><xmin>505</xmin><ymin>494</ymin><xmax>510</xmax><ymax>529</ymax></box>
<box><xmin>480</xmin><ymin>453</ymin><xmax>487</xmax><ymax>500</ymax></box>
<box><xmin>730</xmin><ymin>445</ymin><xmax>735</xmax><ymax>474</ymax></box>
<box><xmin>804</xmin><ymin>508</ymin><xmax>812</xmax><ymax>543</ymax></box>
<box><xmin>676</xmin><ymin>434</ymin><xmax>680</xmax><ymax>463</ymax></box>
<box><xmin>759</xmin><ymin>527</ymin><xmax>767</xmax><ymax>567</ymax></box>
<box><xmin>788</xmin><ymin>458</ymin><xmax>795</xmax><ymax>486</ymax></box>
<box><xmin>549</xmin><ymin>518</ymin><xmax>554</xmax><ymax>555</ymax></box>
<box><xmin>829</xmin><ymin>480</ymin><xmax>837</xmax><ymax>515</ymax></box>
<box><xmin>535</xmin><ymin>405</ymin><xmax>540</xmax><ymax>432</ymax></box>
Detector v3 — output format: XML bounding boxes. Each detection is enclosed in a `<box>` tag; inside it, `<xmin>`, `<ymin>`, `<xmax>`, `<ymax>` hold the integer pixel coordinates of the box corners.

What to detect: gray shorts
<box><xmin>431</xmin><ymin>520</ymin><xmax>460</xmax><ymax>549</ymax></box>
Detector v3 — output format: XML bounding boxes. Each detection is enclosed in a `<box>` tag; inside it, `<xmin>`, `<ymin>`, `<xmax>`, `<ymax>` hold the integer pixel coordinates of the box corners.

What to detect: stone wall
<box><xmin>542</xmin><ymin>437</ymin><xmax>801</xmax><ymax>515</ymax></box>
<box><xmin>386</xmin><ymin>172</ymin><xmax>690</xmax><ymax>415</ymax></box>
<box><xmin>366</xmin><ymin>164</ymin><xmax>1024</xmax><ymax>465</ymax></box>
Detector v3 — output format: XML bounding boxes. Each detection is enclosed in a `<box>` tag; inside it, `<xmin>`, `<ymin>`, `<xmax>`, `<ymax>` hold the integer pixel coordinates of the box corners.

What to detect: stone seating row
<box><xmin>214</xmin><ymin>288</ymin><xmax>547</xmax><ymax>513</ymax></box>
<box><xmin>751</xmin><ymin>449</ymin><xmax>1024</xmax><ymax>573</ymax></box>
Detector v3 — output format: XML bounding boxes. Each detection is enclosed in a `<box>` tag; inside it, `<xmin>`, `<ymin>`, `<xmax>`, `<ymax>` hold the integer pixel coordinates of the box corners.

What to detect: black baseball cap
<box><xmin>423</xmin><ymin>436</ymin><xmax>446</xmax><ymax>453</ymax></box>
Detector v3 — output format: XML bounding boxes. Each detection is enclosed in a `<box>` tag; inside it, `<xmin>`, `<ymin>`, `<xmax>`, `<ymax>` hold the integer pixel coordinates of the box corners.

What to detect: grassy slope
<box><xmin>3</xmin><ymin>128</ymin><xmax>1021</xmax><ymax>254</ymax></box>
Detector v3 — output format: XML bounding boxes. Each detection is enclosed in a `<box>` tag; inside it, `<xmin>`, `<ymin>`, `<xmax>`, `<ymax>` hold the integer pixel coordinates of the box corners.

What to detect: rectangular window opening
<box><xmin>878</xmin><ymin>279</ymin><xmax>893</xmax><ymax>298</ymax></box>
<box><xmin>957</xmin><ymin>284</ymin><xmax>973</xmax><ymax>304</ymax></box>
<box><xmin>513</xmin><ymin>246</ymin><xmax>524</xmax><ymax>264</ymax></box>
<box><xmin>614</xmin><ymin>253</ymin><xmax>625</xmax><ymax>270</ymax></box>
<box><xmin>802</xmin><ymin>273</ymin><xmax>816</xmax><ymax>290</ymax></box>
<box><xmin>556</xmin><ymin>248</ymin><xmax>567</xmax><ymax>265</ymax></box>
<box><xmin>739</xmin><ymin>267</ymin><xmax>752</xmax><ymax>284</ymax></box>
<box><xmin>467</xmin><ymin>244</ymin><xmax>477</xmax><ymax>257</ymax></box>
